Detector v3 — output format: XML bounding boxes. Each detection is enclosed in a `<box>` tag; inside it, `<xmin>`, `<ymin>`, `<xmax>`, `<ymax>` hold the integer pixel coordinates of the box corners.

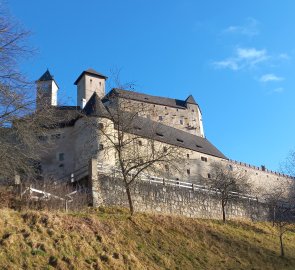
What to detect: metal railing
<box><xmin>97</xmin><ymin>162</ymin><xmax>260</xmax><ymax>202</ymax></box>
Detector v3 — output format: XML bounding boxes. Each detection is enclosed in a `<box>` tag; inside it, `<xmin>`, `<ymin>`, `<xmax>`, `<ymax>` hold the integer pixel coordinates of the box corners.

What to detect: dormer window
<box><xmin>201</xmin><ymin>156</ymin><xmax>207</xmax><ymax>162</ymax></box>
<box><xmin>58</xmin><ymin>153</ymin><xmax>64</xmax><ymax>161</ymax></box>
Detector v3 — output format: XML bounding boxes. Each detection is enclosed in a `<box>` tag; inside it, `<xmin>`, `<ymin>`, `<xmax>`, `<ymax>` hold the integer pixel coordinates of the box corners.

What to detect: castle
<box><xmin>36</xmin><ymin>68</ymin><xmax>293</xmax><ymax>208</ymax></box>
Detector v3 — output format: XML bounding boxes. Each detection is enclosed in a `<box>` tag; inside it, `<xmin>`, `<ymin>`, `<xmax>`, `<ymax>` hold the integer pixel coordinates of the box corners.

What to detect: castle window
<box><xmin>163</xmin><ymin>146</ymin><xmax>167</xmax><ymax>153</ymax></box>
<box><xmin>98</xmin><ymin>123</ymin><xmax>104</xmax><ymax>130</ymax></box>
<box><xmin>180</xmin><ymin>119</ymin><xmax>183</xmax><ymax>125</ymax></box>
<box><xmin>165</xmin><ymin>165</ymin><xmax>169</xmax><ymax>171</ymax></box>
<box><xmin>58</xmin><ymin>153</ymin><xmax>64</xmax><ymax>161</ymax></box>
<box><xmin>38</xmin><ymin>135</ymin><xmax>48</xmax><ymax>141</ymax></box>
<box><xmin>165</xmin><ymin>107</ymin><xmax>167</xmax><ymax>110</ymax></box>
<box><xmin>208</xmin><ymin>173</ymin><xmax>211</xmax><ymax>178</ymax></box>
<box><xmin>138</xmin><ymin>140</ymin><xmax>142</xmax><ymax>146</ymax></box>
<box><xmin>99</xmin><ymin>82</ymin><xmax>102</xmax><ymax>86</ymax></box>
<box><xmin>187</xmin><ymin>154</ymin><xmax>190</xmax><ymax>159</ymax></box>
<box><xmin>99</xmin><ymin>144</ymin><xmax>104</xmax><ymax>150</ymax></box>
<box><xmin>51</xmin><ymin>134</ymin><xmax>61</xmax><ymax>140</ymax></box>
<box><xmin>201</xmin><ymin>156</ymin><xmax>207</xmax><ymax>162</ymax></box>
<box><xmin>187</xmin><ymin>169</ymin><xmax>190</xmax><ymax>175</ymax></box>
<box><xmin>192</xmin><ymin>109</ymin><xmax>195</xmax><ymax>112</ymax></box>
<box><xmin>156</xmin><ymin>132</ymin><xmax>163</xmax><ymax>137</ymax></box>
<box><xmin>159</xmin><ymin>116</ymin><xmax>163</xmax><ymax>121</ymax></box>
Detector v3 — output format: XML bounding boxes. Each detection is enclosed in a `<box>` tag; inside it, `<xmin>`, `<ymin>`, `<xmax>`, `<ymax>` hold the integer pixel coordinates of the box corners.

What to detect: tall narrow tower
<box><xmin>36</xmin><ymin>70</ymin><xmax>59</xmax><ymax>110</ymax></box>
<box><xmin>74</xmin><ymin>68</ymin><xmax>108</xmax><ymax>108</ymax></box>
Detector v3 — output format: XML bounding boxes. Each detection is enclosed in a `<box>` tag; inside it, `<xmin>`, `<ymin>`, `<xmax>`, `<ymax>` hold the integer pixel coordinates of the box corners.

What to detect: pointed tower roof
<box><xmin>36</xmin><ymin>69</ymin><xmax>59</xmax><ymax>88</ymax></box>
<box><xmin>185</xmin><ymin>95</ymin><xmax>197</xmax><ymax>105</ymax></box>
<box><xmin>37</xmin><ymin>69</ymin><xmax>54</xmax><ymax>81</ymax></box>
<box><xmin>74</xmin><ymin>68</ymin><xmax>108</xmax><ymax>85</ymax></box>
<box><xmin>83</xmin><ymin>92</ymin><xmax>108</xmax><ymax>116</ymax></box>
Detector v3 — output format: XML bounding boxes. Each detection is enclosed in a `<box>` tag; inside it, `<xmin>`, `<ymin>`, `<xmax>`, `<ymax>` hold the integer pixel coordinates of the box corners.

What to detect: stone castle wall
<box><xmin>92</xmin><ymin>173</ymin><xmax>270</xmax><ymax>221</ymax></box>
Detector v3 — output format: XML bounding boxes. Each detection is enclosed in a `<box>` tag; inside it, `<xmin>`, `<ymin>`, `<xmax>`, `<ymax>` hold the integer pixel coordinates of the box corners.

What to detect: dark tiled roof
<box><xmin>38</xmin><ymin>70</ymin><xmax>54</xmax><ymax>81</ymax></box>
<box><xmin>104</xmin><ymin>89</ymin><xmax>199</xmax><ymax>109</ymax></box>
<box><xmin>124</xmin><ymin>114</ymin><xmax>226</xmax><ymax>159</ymax></box>
<box><xmin>74</xmin><ymin>68</ymin><xmax>108</xmax><ymax>85</ymax></box>
<box><xmin>43</xmin><ymin>107</ymin><xmax>81</xmax><ymax>128</ymax></box>
<box><xmin>185</xmin><ymin>95</ymin><xmax>197</xmax><ymax>104</ymax></box>
<box><xmin>87</xmin><ymin>97</ymin><xmax>226</xmax><ymax>159</ymax></box>
<box><xmin>82</xmin><ymin>93</ymin><xmax>109</xmax><ymax>117</ymax></box>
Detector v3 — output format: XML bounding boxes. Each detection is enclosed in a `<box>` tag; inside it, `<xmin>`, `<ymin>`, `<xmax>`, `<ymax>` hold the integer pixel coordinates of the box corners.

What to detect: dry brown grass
<box><xmin>0</xmin><ymin>207</ymin><xmax>295</xmax><ymax>269</ymax></box>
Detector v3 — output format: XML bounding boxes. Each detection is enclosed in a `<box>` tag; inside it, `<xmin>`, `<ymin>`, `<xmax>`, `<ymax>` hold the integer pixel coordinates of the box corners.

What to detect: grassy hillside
<box><xmin>0</xmin><ymin>207</ymin><xmax>295</xmax><ymax>270</ymax></box>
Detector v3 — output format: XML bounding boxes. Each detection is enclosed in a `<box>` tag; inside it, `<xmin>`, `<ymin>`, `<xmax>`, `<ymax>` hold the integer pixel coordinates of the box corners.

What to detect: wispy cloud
<box><xmin>272</xmin><ymin>87</ymin><xmax>284</xmax><ymax>93</ymax></box>
<box><xmin>278</xmin><ymin>53</ymin><xmax>290</xmax><ymax>60</ymax></box>
<box><xmin>213</xmin><ymin>60</ymin><xmax>239</xmax><ymax>70</ymax></box>
<box><xmin>259</xmin><ymin>74</ymin><xmax>284</xmax><ymax>82</ymax></box>
<box><xmin>213</xmin><ymin>47</ymin><xmax>269</xmax><ymax>70</ymax></box>
<box><xmin>222</xmin><ymin>18</ymin><xmax>259</xmax><ymax>37</ymax></box>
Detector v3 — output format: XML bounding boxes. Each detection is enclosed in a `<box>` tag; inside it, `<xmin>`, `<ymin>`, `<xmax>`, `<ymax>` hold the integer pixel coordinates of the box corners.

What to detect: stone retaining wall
<box><xmin>93</xmin><ymin>174</ymin><xmax>270</xmax><ymax>221</ymax></box>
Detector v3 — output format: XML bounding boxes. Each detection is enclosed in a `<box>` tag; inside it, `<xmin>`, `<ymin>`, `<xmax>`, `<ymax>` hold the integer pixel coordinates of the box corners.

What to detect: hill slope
<box><xmin>0</xmin><ymin>207</ymin><xmax>295</xmax><ymax>270</ymax></box>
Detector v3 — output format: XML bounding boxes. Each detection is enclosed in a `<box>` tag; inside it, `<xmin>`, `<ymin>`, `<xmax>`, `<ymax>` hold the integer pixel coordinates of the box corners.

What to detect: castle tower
<box><xmin>185</xmin><ymin>95</ymin><xmax>205</xmax><ymax>138</ymax></box>
<box><xmin>36</xmin><ymin>70</ymin><xmax>59</xmax><ymax>110</ymax></box>
<box><xmin>74</xmin><ymin>68</ymin><xmax>108</xmax><ymax>108</ymax></box>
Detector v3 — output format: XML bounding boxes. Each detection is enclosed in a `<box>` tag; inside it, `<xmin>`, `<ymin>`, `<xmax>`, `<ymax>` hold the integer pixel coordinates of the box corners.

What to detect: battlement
<box><xmin>228</xmin><ymin>159</ymin><xmax>294</xmax><ymax>180</ymax></box>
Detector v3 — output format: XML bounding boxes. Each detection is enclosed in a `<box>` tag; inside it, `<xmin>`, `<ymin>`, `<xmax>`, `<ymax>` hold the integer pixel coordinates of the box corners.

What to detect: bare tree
<box><xmin>264</xmin><ymin>185</ymin><xmax>295</xmax><ymax>257</ymax></box>
<box><xmin>0</xmin><ymin>3</ymin><xmax>66</xmax><ymax>183</ymax></box>
<box><xmin>81</xmin><ymin>77</ymin><xmax>185</xmax><ymax>215</ymax></box>
<box><xmin>205</xmin><ymin>162</ymin><xmax>250</xmax><ymax>223</ymax></box>
<box><xmin>280</xmin><ymin>150</ymin><xmax>295</xmax><ymax>178</ymax></box>
<box><xmin>274</xmin><ymin>203</ymin><xmax>295</xmax><ymax>257</ymax></box>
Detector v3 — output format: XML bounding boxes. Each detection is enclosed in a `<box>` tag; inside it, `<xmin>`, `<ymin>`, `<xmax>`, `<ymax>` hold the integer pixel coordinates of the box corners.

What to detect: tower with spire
<box><xmin>36</xmin><ymin>69</ymin><xmax>59</xmax><ymax>110</ymax></box>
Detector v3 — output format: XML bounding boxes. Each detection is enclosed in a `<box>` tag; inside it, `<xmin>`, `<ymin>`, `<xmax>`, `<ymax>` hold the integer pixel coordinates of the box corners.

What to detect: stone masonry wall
<box><xmin>93</xmin><ymin>174</ymin><xmax>270</xmax><ymax>221</ymax></box>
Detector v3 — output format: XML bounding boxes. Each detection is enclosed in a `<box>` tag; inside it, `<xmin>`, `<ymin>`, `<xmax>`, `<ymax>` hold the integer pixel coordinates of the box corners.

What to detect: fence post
<box><xmin>65</xmin><ymin>199</ymin><xmax>68</xmax><ymax>212</ymax></box>
<box><xmin>14</xmin><ymin>174</ymin><xmax>21</xmax><ymax>198</ymax></box>
<box><xmin>89</xmin><ymin>158</ymin><xmax>103</xmax><ymax>207</ymax></box>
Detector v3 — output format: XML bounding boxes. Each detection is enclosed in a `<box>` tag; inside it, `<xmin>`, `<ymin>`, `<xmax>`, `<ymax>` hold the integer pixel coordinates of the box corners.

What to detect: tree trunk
<box><xmin>125</xmin><ymin>184</ymin><xmax>134</xmax><ymax>215</ymax></box>
<box><xmin>279</xmin><ymin>233</ymin><xmax>285</xmax><ymax>257</ymax></box>
<box><xmin>222</xmin><ymin>202</ymin><xmax>226</xmax><ymax>223</ymax></box>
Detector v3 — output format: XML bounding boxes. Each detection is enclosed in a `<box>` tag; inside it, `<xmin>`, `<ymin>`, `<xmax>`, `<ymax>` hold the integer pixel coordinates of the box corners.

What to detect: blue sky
<box><xmin>8</xmin><ymin>0</ymin><xmax>295</xmax><ymax>171</ymax></box>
